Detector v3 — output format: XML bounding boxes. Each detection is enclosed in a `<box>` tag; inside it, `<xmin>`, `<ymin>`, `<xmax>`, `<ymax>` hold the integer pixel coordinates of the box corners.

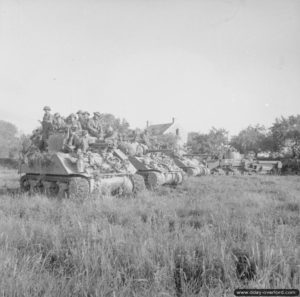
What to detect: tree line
<box><xmin>188</xmin><ymin>115</ymin><xmax>300</xmax><ymax>158</ymax></box>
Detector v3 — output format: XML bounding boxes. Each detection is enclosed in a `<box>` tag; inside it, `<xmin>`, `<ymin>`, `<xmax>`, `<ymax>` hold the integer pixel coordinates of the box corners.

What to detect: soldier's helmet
<box><xmin>43</xmin><ymin>106</ymin><xmax>51</xmax><ymax>111</ymax></box>
<box><xmin>77</xmin><ymin>110</ymin><xmax>83</xmax><ymax>115</ymax></box>
<box><xmin>65</xmin><ymin>113</ymin><xmax>76</xmax><ymax>123</ymax></box>
<box><xmin>54</xmin><ymin>113</ymin><xmax>60</xmax><ymax>118</ymax></box>
<box><xmin>94</xmin><ymin>112</ymin><xmax>101</xmax><ymax>118</ymax></box>
<box><xmin>84</xmin><ymin>111</ymin><xmax>90</xmax><ymax>116</ymax></box>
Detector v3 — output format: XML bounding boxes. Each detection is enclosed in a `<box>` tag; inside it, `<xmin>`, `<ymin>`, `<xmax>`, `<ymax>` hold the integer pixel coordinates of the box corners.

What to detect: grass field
<box><xmin>0</xmin><ymin>168</ymin><xmax>299</xmax><ymax>296</ymax></box>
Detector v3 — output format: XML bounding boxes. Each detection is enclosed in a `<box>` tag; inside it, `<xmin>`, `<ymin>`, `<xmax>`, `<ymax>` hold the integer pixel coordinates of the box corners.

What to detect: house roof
<box><xmin>147</xmin><ymin>122</ymin><xmax>173</xmax><ymax>135</ymax></box>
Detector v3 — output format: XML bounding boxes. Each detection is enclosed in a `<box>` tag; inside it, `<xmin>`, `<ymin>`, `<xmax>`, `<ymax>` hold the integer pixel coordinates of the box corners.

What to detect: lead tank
<box><xmin>119</xmin><ymin>142</ymin><xmax>184</xmax><ymax>189</ymax></box>
<box><xmin>19</xmin><ymin>133</ymin><xmax>145</xmax><ymax>199</ymax></box>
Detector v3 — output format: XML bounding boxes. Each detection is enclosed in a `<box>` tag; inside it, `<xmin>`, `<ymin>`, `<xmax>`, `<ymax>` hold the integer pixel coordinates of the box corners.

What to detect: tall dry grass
<box><xmin>0</xmin><ymin>174</ymin><xmax>299</xmax><ymax>296</ymax></box>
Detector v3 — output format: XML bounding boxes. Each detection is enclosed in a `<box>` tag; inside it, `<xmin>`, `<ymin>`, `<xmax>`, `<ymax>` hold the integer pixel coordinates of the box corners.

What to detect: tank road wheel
<box><xmin>131</xmin><ymin>174</ymin><xmax>146</xmax><ymax>195</ymax></box>
<box><xmin>68</xmin><ymin>177</ymin><xmax>90</xmax><ymax>201</ymax></box>
<box><xmin>42</xmin><ymin>181</ymin><xmax>60</xmax><ymax>197</ymax></box>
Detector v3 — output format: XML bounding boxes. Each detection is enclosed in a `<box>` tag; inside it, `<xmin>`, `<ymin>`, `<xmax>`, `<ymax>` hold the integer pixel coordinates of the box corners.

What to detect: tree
<box><xmin>10</xmin><ymin>133</ymin><xmax>32</xmax><ymax>159</ymax></box>
<box><xmin>153</xmin><ymin>133</ymin><xmax>180</xmax><ymax>150</ymax></box>
<box><xmin>117</xmin><ymin>119</ymin><xmax>130</xmax><ymax>134</ymax></box>
<box><xmin>187</xmin><ymin>127</ymin><xmax>229</xmax><ymax>158</ymax></box>
<box><xmin>101</xmin><ymin>114</ymin><xmax>130</xmax><ymax>135</ymax></box>
<box><xmin>0</xmin><ymin>120</ymin><xmax>19</xmax><ymax>158</ymax></box>
<box><xmin>188</xmin><ymin>132</ymin><xmax>210</xmax><ymax>153</ymax></box>
<box><xmin>270</xmin><ymin>115</ymin><xmax>300</xmax><ymax>157</ymax></box>
<box><xmin>230</xmin><ymin>125</ymin><xmax>269</xmax><ymax>156</ymax></box>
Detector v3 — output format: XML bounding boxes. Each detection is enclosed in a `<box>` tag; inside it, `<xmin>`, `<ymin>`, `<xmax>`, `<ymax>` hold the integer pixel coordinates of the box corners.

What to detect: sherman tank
<box><xmin>166</xmin><ymin>152</ymin><xmax>210</xmax><ymax>176</ymax></box>
<box><xmin>118</xmin><ymin>142</ymin><xmax>184</xmax><ymax>189</ymax></box>
<box><xmin>19</xmin><ymin>133</ymin><xmax>145</xmax><ymax>199</ymax></box>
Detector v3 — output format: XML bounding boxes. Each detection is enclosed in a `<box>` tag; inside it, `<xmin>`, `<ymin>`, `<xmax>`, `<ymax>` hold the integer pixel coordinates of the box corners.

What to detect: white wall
<box><xmin>164</xmin><ymin>122</ymin><xmax>188</xmax><ymax>146</ymax></box>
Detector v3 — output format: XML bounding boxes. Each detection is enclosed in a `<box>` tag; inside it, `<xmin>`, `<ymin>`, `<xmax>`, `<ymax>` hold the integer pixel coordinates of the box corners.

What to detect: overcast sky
<box><xmin>0</xmin><ymin>0</ymin><xmax>299</xmax><ymax>135</ymax></box>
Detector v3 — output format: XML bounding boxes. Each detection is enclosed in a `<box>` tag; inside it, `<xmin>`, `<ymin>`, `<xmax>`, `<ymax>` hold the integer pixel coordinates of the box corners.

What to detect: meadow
<box><xmin>0</xmin><ymin>168</ymin><xmax>299</xmax><ymax>297</ymax></box>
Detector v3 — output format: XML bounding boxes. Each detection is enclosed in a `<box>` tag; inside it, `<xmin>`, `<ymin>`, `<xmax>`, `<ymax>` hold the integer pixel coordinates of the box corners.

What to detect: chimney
<box><xmin>172</xmin><ymin>117</ymin><xmax>175</xmax><ymax>124</ymax></box>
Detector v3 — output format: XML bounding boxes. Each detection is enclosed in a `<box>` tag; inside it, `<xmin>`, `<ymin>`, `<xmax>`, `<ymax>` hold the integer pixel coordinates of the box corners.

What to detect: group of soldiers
<box><xmin>38</xmin><ymin>106</ymin><xmax>153</xmax><ymax>154</ymax></box>
<box><xmin>42</xmin><ymin>106</ymin><xmax>106</xmax><ymax>136</ymax></box>
<box><xmin>39</xmin><ymin>106</ymin><xmax>118</xmax><ymax>152</ymax></box>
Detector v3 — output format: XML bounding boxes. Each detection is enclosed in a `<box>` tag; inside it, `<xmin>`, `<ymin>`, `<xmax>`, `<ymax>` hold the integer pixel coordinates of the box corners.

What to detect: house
<box><xmin>146</xmin><ymin>118</ymin><xmax>188</xmax><ymax>146</ymax></box>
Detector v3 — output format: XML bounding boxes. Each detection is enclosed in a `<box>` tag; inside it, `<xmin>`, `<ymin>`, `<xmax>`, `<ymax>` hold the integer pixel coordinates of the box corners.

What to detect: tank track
<box><xmin>20</xmin><ymin>174</ymin><xmax>90</xmax><ymax>199</ymax></box>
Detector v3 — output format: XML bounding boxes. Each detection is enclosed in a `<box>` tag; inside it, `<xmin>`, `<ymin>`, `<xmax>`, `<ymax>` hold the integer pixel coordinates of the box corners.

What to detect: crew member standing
<box><xmin>41</xmin><ymin>106</ymin><xmax>54</xmax><ymax>150</ymax></box>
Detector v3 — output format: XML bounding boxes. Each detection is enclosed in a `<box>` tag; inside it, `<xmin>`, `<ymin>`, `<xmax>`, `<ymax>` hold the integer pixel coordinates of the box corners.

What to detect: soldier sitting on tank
<box><xmin>79</xmin><ymin>111</ymin><xmax>90</xmax><ymax>131</ymax></box>
<box><xmin>63</xmin><ymin>126</ymin><xmax>82</xmax><ymax>153</ymax></box>
<box><xmin>139</xmin><ymin>129</ymin><xmax>151</xmax><ymax>148</ymax></box>
<box><xmin>77</xmin><ymin>110</ymin><xmax>87</xmax><ymax>130</ymax></box>
<box><xmin>87</xmin><ymin>112</ymin><xmax>103</xmax><ymax>139</ymax></box>
<box><xmin>117</xmin><ymin>134</ymin><xmax>135</xmax><ymax>156</ymax></box>
<box><xmin>125</xmin><ymin>131</ymin><xmax>148</xmax><ymax>155</ymax></box>
<box><xmin>126</xmin><ymin>130</ymin><xmax>141</xmax><ymax>155</ymax></box>
<box><xmin>53</xmin><ymin>113</ymin><xmax>66</xmax><ymax>132</ymax></box>
<box><xmin>66</xmin><ymin>113</ymin><xmax>82</xmax><ymax>131</ymax></box>
<box><xmin>173</xmin><ymin>145</ymin><xmax>182</xmax><ymax>158</ymax></box>
<box><xmin>138</xmin><ymin>130</ymin><xmax>152</xmax><ymax>154</ymax></box>
<box><xmin>104</xmin><ymin>125</ymin><xmax>118</xmax><ymax>148</ymax></box>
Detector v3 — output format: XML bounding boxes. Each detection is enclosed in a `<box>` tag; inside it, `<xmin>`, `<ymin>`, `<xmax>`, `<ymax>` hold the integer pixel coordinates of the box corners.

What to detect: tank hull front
<box><xmin>172</xmin><ymin>157</ymin><xmax>209</xmax><ymax>176</ymax></box>
<box><xmin>137</xmin><ymin>170</ymin><xmax>183</xmax><ymax>189</ymax></box>
<box><xmin>20</xmin><ymin>152</ymin><xmax>88</xmax><ymax>176</ymax></box>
